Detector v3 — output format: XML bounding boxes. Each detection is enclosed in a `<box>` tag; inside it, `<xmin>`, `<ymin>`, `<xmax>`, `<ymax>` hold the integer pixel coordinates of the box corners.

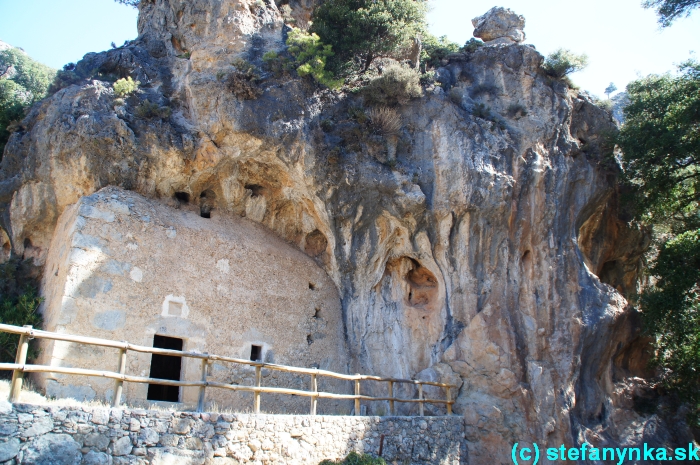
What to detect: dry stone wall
<box><xmin>0</xmin><ymin>401</ymin><xmax>465</xmax><ymax>464</ymax></box>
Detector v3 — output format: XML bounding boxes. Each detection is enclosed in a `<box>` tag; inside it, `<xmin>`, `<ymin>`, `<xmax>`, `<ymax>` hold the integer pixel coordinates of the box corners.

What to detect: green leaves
<box><xmin>618</xmin><ymin>61</ymin><xmax>700</xmax><ymax>231</ymax></box>
<box><xmin>310</xmin><ymin>0</ymin><xmax>427</xmax><ymax>75</ymax></box>
<box><xmin>643</xmin><ymin>0</ymin><xmax>700</xmax><ymax>26</ymax></box>
<box><xmin>619</xmin><ymin>61</ymin><xmax>700</xmax><ymax>425</ymax></box>
<box><xmin>286</xmin><ymin>29</ymin><xmax>343</xmax><ymax>89</ymax></box>
<box><xmin>542</xmin><ymin>48</ymin><xmax>589</xmax><ymax>78</ymax></box>
<box><xmin>0</xmin><ymin>48</ymin><xmax>56</xmax><ymax>157</ymax></box>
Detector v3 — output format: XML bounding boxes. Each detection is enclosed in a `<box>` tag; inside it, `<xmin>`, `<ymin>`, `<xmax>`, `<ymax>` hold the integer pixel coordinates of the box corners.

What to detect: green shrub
<box><xmin>462</xmin><ymin>38</ymin><xmax>485</xmax><ymax>53</ymax></box>
<box><xmin>226</xmin><ymin>58</ymin><xmax>263</xmax><ymax>99</ymax></box>
<box><xmin>368</xmin><ymin>106</ymin><xmax>401</xmax><ymax>135</ymax></box>
<box><xmin>348</xmin><ymin>106</ymin><xmax>369</xmax><ymax>124</ymax></box>
<box><xmin>472</xmin><ymin>102</ymin><xmax>491</xmax><ymax>119</ymax></box>
<box><xmin>506</xmin><ymin>103</ymin><xmax>528</xmax><ymax>118</ymax></box>
<box><xmin>543</xmin><ymin>49</ymin><xmax>589</xmax><ymax>78</ymax></box>
<box><xmin>319</xmin><ymin>451</ymin><xmax>386</xmax><ymax>465</ymax></box>
<box><xmin>262</xmin><ymin>51</ymin><xmax>294</xmax><ymax>78</ymax></box>
<box><xmin>286</xmin><ymin>28</ymin><xmax>343</xmax><ymax>89</ymax></box>
<box><xmin>469</xmin><ymin>83</ymin><xmax>500</xmax><ymax>98</ymax></box>
<box><xmin>113</xmin><ymin>76</ymin><xmax>140</xmax><ymax>97</ymax></box>
<box><xmin>134</xmin><ymin>100</ymin><xmax>171</xmax><ymax>119</ymax></box>
<box><xmin>419</xmin><ymin>71</ymin><xmax>435</xmax><ymax>86</ymax></box>
<box><xmin>0</xmin><ymin>259</ymin><xmax>43</xmax><ymax>364</ymax></box>
<box><xmin>310</xmin><ymin>0</ymin><xmax>427</xmax><ymax>75</ymax></box>
<box><xmin>363</xmin><ymin>65</ymin><xmax>422</xmax><ymax>106</ymax></box>
<box><xmin>0</xmin><ymin>48</ymin><xmax>56</xmax><ymax>156</ymax></box>
<box><xmin>420</xmin><ymin>34</ymin><xmax>460</xmax><ymax>70</ymax></box>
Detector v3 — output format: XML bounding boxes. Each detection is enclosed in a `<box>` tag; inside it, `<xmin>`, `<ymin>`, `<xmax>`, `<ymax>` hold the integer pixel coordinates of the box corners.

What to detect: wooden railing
<box><xmin>0</xmin><ymin>324</ymin><xmax>456</xmax><ymax>416</ymax></box>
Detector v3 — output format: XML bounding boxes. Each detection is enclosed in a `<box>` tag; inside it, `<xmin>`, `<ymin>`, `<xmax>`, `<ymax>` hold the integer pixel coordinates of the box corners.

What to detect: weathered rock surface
<box><xmin>472</xmin><ymin>7</ymin><xmax>526</xmax><ymax>44</ymax></box>
<box><xmin>0</xmin><ymin>1</ymin><xmax>691</xmax><ymax>462</ymax></box>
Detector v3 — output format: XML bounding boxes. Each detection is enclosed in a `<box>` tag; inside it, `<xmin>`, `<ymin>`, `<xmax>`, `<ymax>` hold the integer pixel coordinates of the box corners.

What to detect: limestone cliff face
<box><xmin>0</xmin><ymin>0</ymin><xmax>690</xmax><ymax>461</ymax></box>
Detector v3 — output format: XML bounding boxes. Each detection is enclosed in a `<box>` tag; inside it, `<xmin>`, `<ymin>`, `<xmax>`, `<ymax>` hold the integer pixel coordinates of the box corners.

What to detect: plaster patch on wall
<box><xmin>162</xmin><ymin>295</ymin><xmax>190</xmax><ymax>319</ymax></box>
<box><xmin>130</xmin><ymin>267</ymin><xmax>143</xmax><ymax>282</ymax></box>
<box><xmin>166</xmin><ymin>228</ymin><xmax>177</xmax><ymax>239</ymax></box>
<box><xmin>216</xmin><ymin>259</ymin><xmax>230</xmax><ymax>274</ymax></box>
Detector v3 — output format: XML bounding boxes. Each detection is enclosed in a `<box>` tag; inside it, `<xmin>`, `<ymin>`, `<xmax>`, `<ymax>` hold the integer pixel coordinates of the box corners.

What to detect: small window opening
<box><xmin>250</xmin><ymin>344</ymin><xmax>262</xmax><ymax>362</ymax></box>
<box><xmin>147</xmin><ymin>335</ymin><xmax>183</xmax><ymax>402</ymax></box>
<box><xmin>174</xmin><ymin>192</ymin><xmax>190</xmax><ymax>204</ymax></box>
<box><xmin>309</xmin><ymin>282</ymin><xmax>316</xmax><ymax>290</ymax></box>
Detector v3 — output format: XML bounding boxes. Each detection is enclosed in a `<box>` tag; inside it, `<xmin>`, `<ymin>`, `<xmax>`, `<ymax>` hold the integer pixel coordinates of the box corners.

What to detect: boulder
<box><xmin>472</xmin><ymin>7</ymin><xmax>526</xmax><ymax>44</ymax></box>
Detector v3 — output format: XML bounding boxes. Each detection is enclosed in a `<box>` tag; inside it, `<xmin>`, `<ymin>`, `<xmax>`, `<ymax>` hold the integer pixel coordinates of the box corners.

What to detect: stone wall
<box><xmin>37</xmin><ymin>187</ymin><xmax>350</xmax><ymax>413</ymax></box>
<box><xmin>0</xmin><ymin>402</ymin><xmax>465</xmax><ymax>464</ymax></box>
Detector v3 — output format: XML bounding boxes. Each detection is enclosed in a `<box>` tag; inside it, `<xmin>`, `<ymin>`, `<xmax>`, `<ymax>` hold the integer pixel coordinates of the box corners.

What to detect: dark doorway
<box><xmin>147</xmin><ymin>335</ymin><xmax>183</xmax><ymax>402</ymax></box>
<box><xmin>250</xmin><ymin>344</ymin><xmax>262</xmax><ymax>362</ymax></box>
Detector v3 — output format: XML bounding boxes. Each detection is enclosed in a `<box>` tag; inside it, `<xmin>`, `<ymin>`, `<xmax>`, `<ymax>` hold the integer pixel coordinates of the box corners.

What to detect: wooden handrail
<box><xmin>0</xmin><ymin>324</ymin><xmax>457</xmax><ymax>415</ymax></box>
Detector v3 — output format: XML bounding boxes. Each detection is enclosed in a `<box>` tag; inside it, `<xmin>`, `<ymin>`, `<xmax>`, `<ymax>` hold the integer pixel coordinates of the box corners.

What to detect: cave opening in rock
<box><xmin>250</xmin><ymin>344</ymin><xmax>262</xmax><ymax>362</ymax></box>
<box><xmin>245</xmin><ymin>184</ymin><xmax>265</xmax><ymax>198</ymax></box>
<box><xmin>307</xmin><ymin>334</ymin><xmax>313</xmax><ymax>345</ymax></box>
<box><xmin>313</xmin><ymin>307</ymin><xmax>320</xmax><ymax>319</ymax></box>
<box><xmin>147</xmin><ymin>335</ymin><xmax>183</xmax><ymax>402</ymax></box>
<box><xmin>199</xmin><ymin>189</ymin><xmax>216</xmax><ymax>218</ymax></box>
<box><xmin>174</xmin><ymin>192</ymin><xmax>190</xmax><ymax>204</ymax></box>
<box><xmin>309</xmin><ymin>282</ymin><xmax>316</xmax><ymax>290</ymax></box>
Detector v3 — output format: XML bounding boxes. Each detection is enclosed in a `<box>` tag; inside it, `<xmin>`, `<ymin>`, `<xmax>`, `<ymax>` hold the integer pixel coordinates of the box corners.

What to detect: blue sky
<box><xmin>1</xmin><ymin>0</ymin><xmax>698</xmax><ymax>98</ymax></box>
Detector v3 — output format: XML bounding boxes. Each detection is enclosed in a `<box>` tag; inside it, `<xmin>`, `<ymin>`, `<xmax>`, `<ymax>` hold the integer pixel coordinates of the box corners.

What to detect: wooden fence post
<box><xmin>310</xmin><ymin>373</ymin><xmax>317</xmax><ymax>415</ymax></box>
<box><xmin>9</xmin><ymin>326</ymin><xmax>31</xmax><ymax>403</ymax></box>
<box><xmin>446</xmin><ymin>386</ymin><xmax>452</xmax><ymax>415</ymax></box>
<box><xmin>112</xmin><ymin>347</ymin><xmax>127</xmax><ymax>408</ymax></box>
<box><xmin>197</xmin><ymin>356</ymin><xmax>208</xmax><ymax>413</ymax></box>
<box><xmin>254</xmin><ymin>365</ymin><xmax>262</xmax><ymax>414</ymax></box>
<box><xmin>388</xmin><ymin>381</ymin><xmax>395</xmax><ymax>416</ymax></box>
<box><xmin>418</xmin><ymin>383</ymin><xmax>424</xmax><ymax>417</ymax></box>
<box><xmin>354</xmin><ymin>375</ymin><xmax>361</xmax><ymax>416</ymax></box>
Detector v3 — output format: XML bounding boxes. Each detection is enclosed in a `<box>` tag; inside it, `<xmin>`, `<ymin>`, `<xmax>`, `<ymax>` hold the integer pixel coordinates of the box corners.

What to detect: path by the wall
<box><xmin>0</xmin><ymin>402</ymin><xmax>466</xmax><ymax>464</ymax></box>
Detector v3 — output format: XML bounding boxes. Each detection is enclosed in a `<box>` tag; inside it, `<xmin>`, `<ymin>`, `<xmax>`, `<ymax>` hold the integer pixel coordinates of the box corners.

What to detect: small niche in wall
<box><xmin>250</xmin><ymin>344</ymin><xmax>262</xmax><ymax>362</ymax></box>
<box><xmin>308</xmin><ymin>282</ymin><xmax>316</xmax><ymax>290</ymax></box>
<box><xmin>162</xmin><ymin>295</ymin><xmax>189</xmax><ymax>319</ymax></box>
<box><xmin>168</xmin><ymin>301</ymin><xmax>183</xmax><ymax>317</ymax></box>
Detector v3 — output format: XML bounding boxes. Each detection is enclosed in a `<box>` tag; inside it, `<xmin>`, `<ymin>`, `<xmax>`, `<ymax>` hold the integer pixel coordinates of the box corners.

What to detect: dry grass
<box><xmin>368</xmin><ymin>106</ymin><xmax>402</xmax><ymax>136</ymax></box>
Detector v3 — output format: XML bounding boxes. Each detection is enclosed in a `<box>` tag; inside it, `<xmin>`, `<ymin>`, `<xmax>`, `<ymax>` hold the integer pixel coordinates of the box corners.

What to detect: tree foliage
<box><xmin>643</xmin><ymin>0</ymin><xmax>700</xmax><ymax>26</ymax></box>
<box><xmin>618</xmin><ymin>61</ymin><xmax>700</xmax><ymax>230</ymax></box>
<box><xmin>114</xmin><ymin>0</ymin><xmax>140</xmax><ymax>6</ymax></box>
<box><xmin>618</xmin><ymin>61</ymin><xmax>700</xmax><ymax>425</ymax></box>
<box><xmin>309</xmin><ymin>0</ymin><xmax>427</xmax><ymax>75</ymax></box>
<box><xmin>542</xmin><ymin>48</ymin><xmax>588</xmax><ymax>79</ymax></box>
<box><xmin>420</xmin><ymin>34</ymin><xmax>460</xmax><ymax>71</ymax></box>
<box><xmin>285</xmin><ymin>28</ymin><xmax>343</xmax><ymax>89</ymax></box>
<box><xmin>0</xmin><ymin>48</ymin><xmax>56</xmax><ymax>157</ymax></box>
<box><xmin>604</xmin><ymin>82</ymin><xmax>618</xmax><ymax>99</ymax></box>
<box><xmin>0</xmin><ymin>259</ymin><xmax>43</xmax><ymax>365</ymax></box>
